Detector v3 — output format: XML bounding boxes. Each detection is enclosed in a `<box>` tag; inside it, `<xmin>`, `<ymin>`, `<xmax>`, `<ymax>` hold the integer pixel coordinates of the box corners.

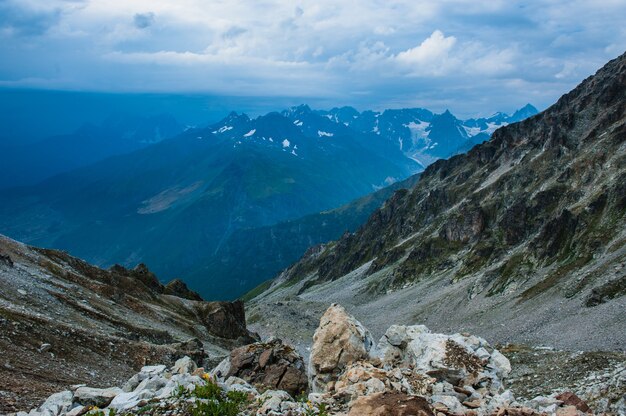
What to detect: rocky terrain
<box><xmin>9</xmin><ymin>304</ymin><xmax>624</xmax><ymax>415</ymax></box>
<box><xmin>246</xmin><ymin>52</ymin><xmax>626</xmax><ymax>353</ymax></box>
<box><xmin>0</xmin><ymin>235</ymin><xmax>257</xmax><ymax>414</ymax></box>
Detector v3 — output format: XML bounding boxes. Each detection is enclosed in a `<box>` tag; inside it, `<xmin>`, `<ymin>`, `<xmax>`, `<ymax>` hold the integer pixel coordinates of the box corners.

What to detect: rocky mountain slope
<box><xmin>247</xmin><ymin>52</ymin><xmax>626</xmax><ymax>352</ymax></box>
<box><xmin>211</xmin><ymin>174</ymin><xmax>422</xmax><ymax>300</ymax></box>
<box><xmin>0</xmin><ymin>234</ymin><xmax>256</xmax><ymax>413</ymax></box>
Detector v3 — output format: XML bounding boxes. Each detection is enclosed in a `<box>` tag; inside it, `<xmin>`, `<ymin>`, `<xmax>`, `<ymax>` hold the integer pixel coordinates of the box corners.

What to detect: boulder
<box><xmin>332</xmin><ymin>361</ymin><xmax>434</xmax><ymax>404</ymax></box>
<box><xmin>256</xmin><ymin>390</ymin><xmax>296</xmax><ymax>415</ymax></box>
<box><xmin>73</xmin><ymin>386</ymin><xmax>123</xmax><ymax>407</ymax></box>
<box><xmin>377</xmin><ymin>325</ymin><xmax>510</xmax><ymax>395</ymax></box>
<box><xmin>218</xmin><ymin>339</ymin><xmax>308</xmax><ymax>397</ymax></box>
<box><xmin>347</xmin><ymin>392</ymin><xmax>435</xmax><ymax>416</ymax></box>
<box><xmin>171</xmin><ymin>356</ymin><xmax>197</xmax><ymax>374</ymax></box>
<box><xmin>555</xmin><ymin>392</ymin><xmax>591</xmax><ymax>413</ymax></box>
<box><xmin>122</xmin><ymin>364</ymin><xmax>167</xmax><ymax>392</ymax></box>
<box><xmin>309</xmin><ymin>304</ymin><xmax>375</xmax><ymax>391</ymax></box>
<box><xmin>195</xmin><ymin>300</ymin><xmax>252</xmax><ymax>340</ymax></box>
<box><xmin>36</xmin><ymin>390</ymin><xmax>73</xmax><ymax>415</ymax></box>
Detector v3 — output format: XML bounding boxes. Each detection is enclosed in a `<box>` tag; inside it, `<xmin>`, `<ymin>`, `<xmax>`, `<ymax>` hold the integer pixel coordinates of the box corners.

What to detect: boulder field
<box><xmin>10</xmin><ymin>304</ymin><xmax>623</xmax><ymax>416</ymax></box>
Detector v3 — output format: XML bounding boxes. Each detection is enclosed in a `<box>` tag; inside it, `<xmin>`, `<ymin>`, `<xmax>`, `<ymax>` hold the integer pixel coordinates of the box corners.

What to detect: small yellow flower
<box><xmin>202</xmin><ymin>373</ymin><xmax>211</xmax><ymax>381</ymax></box>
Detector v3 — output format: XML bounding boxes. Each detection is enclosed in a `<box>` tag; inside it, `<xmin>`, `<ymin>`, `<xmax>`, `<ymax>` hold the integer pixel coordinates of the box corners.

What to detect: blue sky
<box><xmin>0</xmin><ymin>0</ymin><xmax>624</xmax><ymax>117</ymax></box>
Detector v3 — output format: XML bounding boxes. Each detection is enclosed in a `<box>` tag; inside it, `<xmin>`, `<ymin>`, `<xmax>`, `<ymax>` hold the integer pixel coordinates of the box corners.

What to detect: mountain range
<box><xmin>247</xmin><ymin>52</ymin><xmax>626</xmax><ymax>352</ymax></box>
<box><xmin>0</xmin><ymin>103</ymin><xmax>536</xmax><ymax>299</ymax></box>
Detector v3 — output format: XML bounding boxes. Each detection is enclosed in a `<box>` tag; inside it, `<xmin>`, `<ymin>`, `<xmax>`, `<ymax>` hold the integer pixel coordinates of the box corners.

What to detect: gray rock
<box><xmin>171</xmin><ymin>356</ymin><xmax>196</xmax><ymax>374</ymax></box>
<box><xmin>65</xmin><ymin>406</ymin><xmax>85</xmax><ymax>416</ymax></box>
<box><xmin>134</xmin><ymin>376</ymin><xmax>167</xmax><ymax>394</ymax></box>
<box><xmin>73</xmin><ymin>386</ymin><xmax>122</xmax><ymax>407</ymax></box>
<box><xmin>257</xmin><ymin>390</ymin><xmax>294</xmax><ymax>414</ymax></box>
<box><xmin>108</xmin><ymin>391</ymin><xmax>142</xmax><ymax>412</ymax></box>
<box><xmin>210</xmin><ymin>356</ymin><xmax>231</xmax><ymax>380</ymax></box>
<box><xmin>431</xmin><ymin>394</ymin><xmax>465</xmax><ymax>414</ymax></box>
<box><xmin>38</xmin><ymin>344</ymin><xmax>52</xmax><ymax>353</ymax></box>
<box><xmin>36</xmin><ymin>390</ymin><xmax>72</xmax><ymax>415</ymax></box>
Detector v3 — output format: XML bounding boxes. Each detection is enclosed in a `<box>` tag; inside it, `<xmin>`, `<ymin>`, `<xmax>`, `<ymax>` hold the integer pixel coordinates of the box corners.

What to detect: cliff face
<box><xmin>248</xmin><ymin>52</ymin><xmax>626</xmax><ymax>352</ymax></box>
<box><xmin>0</xmin><ymin>234</ymin><xmax>256</xmax><ymax>413</ymax></box>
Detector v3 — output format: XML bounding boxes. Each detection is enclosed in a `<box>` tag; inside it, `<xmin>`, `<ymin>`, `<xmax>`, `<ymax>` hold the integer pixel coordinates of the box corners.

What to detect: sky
<box><xmin>0</xmin><ymin>0</ymin><xmax>625</xmax><ymax>117</ymax></box>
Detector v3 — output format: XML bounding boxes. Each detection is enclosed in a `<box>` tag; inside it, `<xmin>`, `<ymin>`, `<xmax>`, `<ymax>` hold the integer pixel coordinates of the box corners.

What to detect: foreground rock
<box><xmin>309</xmin><ymin>304</ymin><xmax>375</xmax><ymax>391</ymax></box>
<box><xmin>13</xmin><ymin>304</ymin><xmax>618</xmax><ymax>416</ymax></box>
<box><xmin>347</xmin><ymin>392</ymin><xmax>434</xmax><ymax>416</ymax></box>
<box><xmin>212</xmin><ymin>339</ymin><xmax>308</xmax><ymax>396</ymax></box>
<box><xmin>305</xmin><ymin>304</ymin><xmax>604</xmax><ymax>416</ymax></box>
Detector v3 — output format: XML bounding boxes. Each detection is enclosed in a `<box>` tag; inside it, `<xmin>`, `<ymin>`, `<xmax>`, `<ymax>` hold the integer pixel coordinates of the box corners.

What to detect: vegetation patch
<box><xmin>486</xmin><ymin>253</ymin><xmax>533</xmax><ymax>297</ymax></box>
<box><xmin>585</xmin><ymin>275</ymin><xmax>626</xmax><ymax>307</ymax></box>
<box><xmin>240</xmin><ymin>279</ymin><xmax>273</xmax><ymax>302</ymax></box>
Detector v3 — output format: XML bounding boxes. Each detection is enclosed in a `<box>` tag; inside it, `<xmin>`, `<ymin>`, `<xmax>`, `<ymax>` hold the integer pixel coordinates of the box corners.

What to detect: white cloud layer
<box><xmin>0</xmin><ymin>0</ymin><xmax>625</xmax><ymax>115</ymax></box>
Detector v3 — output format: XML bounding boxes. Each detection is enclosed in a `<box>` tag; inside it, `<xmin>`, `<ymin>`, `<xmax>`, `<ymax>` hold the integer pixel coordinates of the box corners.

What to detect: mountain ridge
<box><xmin>246</xmin><ymin>52</ymin><xmax>626</xmax><ymax>352</ymax></box>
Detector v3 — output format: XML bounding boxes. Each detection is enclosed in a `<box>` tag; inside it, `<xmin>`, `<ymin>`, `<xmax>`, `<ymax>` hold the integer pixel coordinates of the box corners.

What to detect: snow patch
<box><xmin>485</xmin><ymin>122</ymin><xmax>508</xmax><ymax>134</ymax></box>
<box><xmin>318</xmin><ymin>131</ymin><xmax>334</xmax><ymax>137</ymax></box>
<box><xmin>218</xmin><ymin>125</ymin><xmax>233</xmax><ymax>133</ymax></box>
<box><xmin>294</xmin><ymin>120</ymin><xmax>303</xmax><ymax>126</ymax></box>
<box><xmin>243</xmin><ymin>129</ymin><xmax>256</xmax><ymax>137</ymax></box>
<box><xmin>404</xmin><ymin>121</ymin><xmax>430</xmax><ymax>140</ymax></box>
<box><xmin>282</xmin><ymin>139</ymin><xmax>290</xmax><ymax>148</ymax></box>
<box><xmin>463</xmin><ymin>126</ymin><xmax>482</xmax><ymax>137</ymax></box>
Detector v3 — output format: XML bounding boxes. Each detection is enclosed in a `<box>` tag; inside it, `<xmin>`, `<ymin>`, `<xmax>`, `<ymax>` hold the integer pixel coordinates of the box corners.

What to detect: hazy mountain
<box><xmin>0</xmin><ymin>110</ymin><xmax>418</xmax><ymax>300</ymax></box>
<box><xmin>0</xmin><ymin>114</ymin><xmax>184</xmax><ymax>189</ymax></box>
<box><xmin>248</xmin><ymin>53</ymin><xmax>626</xmax><ymax>351</ymax></box>
<box><xmin>0</xmin><ymin>100</ymin><xmax>537</xmax><ymax>299</ymax></box>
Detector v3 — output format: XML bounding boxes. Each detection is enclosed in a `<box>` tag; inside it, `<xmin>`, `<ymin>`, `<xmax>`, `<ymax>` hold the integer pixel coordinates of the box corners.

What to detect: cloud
<box><xmin>0</xmin><ymin>1</ymin><xmax>63</xmax><ymax>36</ymax></box>
<box><xmin>133</xmin><ymin>12</ymin><xmax>154</xmax><ymax>29</ymax></box>
<box><xmin>395</xmin><ymin>30</ymin><xmax>457</xmax><ymax>76</ymax></box>
<box><xmin>0</xmin><ymin>0</ymin><xmax>624</xmax><ymax>116</ymax></box>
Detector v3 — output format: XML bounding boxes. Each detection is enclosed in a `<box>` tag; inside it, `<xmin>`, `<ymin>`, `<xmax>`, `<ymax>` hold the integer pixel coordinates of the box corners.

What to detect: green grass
<box><xmin>172</xmin><ymin>377</ymin><xmax>250</xmax><ymax>416</ymax></box>
<box><xmin>240</xmin><ymin>279</ymin><xmax>273</xmax><ymax>302</ymax></box>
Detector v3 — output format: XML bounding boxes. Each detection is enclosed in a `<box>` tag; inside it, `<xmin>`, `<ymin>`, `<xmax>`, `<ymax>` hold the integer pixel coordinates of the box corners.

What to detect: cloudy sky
<box><xmin>0</xmin><ymin>0</ymin><xmax>624</xmax><ymax>116</ymax></box>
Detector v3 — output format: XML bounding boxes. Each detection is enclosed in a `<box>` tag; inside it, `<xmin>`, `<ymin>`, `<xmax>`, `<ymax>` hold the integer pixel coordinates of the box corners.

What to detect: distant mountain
<box><xmin>200</xmin><ymin>174</ymin><xmax>422</xmax><ymax>299</ymax></box>
<box><xmin>317</xmin><ymin>104</ymin><xmax>538</xmax><ymax>167</ymax></box>
<box><xmin>0</xmin><ymin>114</ymin><xmax>184</xmax><ymax>189</ymax></box>
<box><xmin>0</xmin><ymin>110</ymin><xmax>418</xmax><ymax>300</ymax></box>
<box><xmin>248</xmin><ymin>53</ymin><xmax>626</xmax><ymax>351</ymax></box>
<box><xmin>0</xmin><ymin>101</ymin><xmax>537</xmax><ymax>300</ymax></box>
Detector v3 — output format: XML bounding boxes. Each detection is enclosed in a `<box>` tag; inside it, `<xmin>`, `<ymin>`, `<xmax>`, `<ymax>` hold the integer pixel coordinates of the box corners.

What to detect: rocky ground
<box><xmin>8</xmin><ymin>304</ymin><xmax>625</xmax><ymax>416</ymax></box>
<box><xmin>0</xmin><ymin>235</ymin><xmax>256</xmax><ymax>414</ymax></box>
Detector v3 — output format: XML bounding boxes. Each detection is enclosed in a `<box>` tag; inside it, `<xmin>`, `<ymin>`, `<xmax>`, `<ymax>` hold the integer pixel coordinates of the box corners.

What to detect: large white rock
<box><xmin>108</xmin><ymin>392</ymin><xmax>143</xmax><ymax>412</ymax></box>
<box><xmin>36</xmin><ymin>390</ymin><xmax>73</xmax><ymax>416</ymax></box>
<box><xmin>257</xmin><ymin>390</ymin><xmax>294</xmax><ymax>415</ymax></box>
<box><xmin>376</xmin><ymin>324</ymin><xmax>511</xmax><ymax>395</ymax></box>
<box><xmin>309</xmin><ymin>304</ymin><xmax>375</xmax><ymax>392</ymax></box>
<box><xmin>74</xmin><ymin>386</ymin><xmax>123</xmax><ymax>407</ymax></box>
<box><xmin>210</xmin><ymin>356</ymin><xmax>231</xmax><ymax>380</ymax></box>
<box><xmin>171</xmin><ymin>356</ymin><xmax>197</xmax><ymax>375</ymax></box>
